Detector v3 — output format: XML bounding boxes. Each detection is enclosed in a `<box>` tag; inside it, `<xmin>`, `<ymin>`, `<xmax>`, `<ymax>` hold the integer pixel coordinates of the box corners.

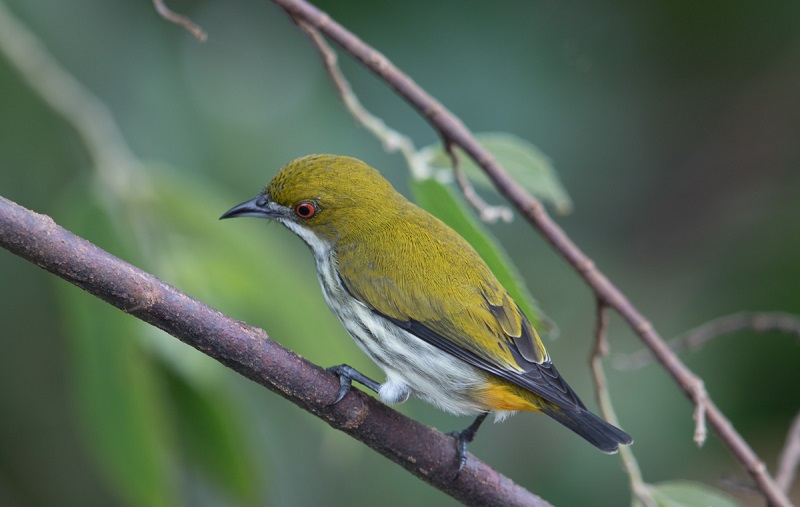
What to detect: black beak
<box><xmin>220</xmin><ymin>195</ymin><xmax>275</xmax><ymax>220</ymax></box>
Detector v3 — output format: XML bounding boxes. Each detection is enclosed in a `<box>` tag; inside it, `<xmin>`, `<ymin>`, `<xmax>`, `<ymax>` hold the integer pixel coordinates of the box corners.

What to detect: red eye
<box><xmin>294</xmin><ymin>202</ymin><xmax>317</xmax><ymax>219</ymax></box>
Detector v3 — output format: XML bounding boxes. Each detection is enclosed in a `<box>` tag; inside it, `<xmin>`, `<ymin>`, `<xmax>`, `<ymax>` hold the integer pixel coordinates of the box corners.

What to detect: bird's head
<box><xmin>221</xmin><ymin>154</ymin><xmax>405</xmax><ymax>248</ymax></box>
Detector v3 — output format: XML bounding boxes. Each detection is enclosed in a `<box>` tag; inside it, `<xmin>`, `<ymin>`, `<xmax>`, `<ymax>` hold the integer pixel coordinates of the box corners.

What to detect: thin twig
<box><xmin>292</xmin><ymin>18</ymin><xmax>418</xmax><ymax>170</ymax></box>
<box><xmin>590</xmin><ymin>302</ymin><xmax>655</xmax><ymax>507</ymax></box>
<box><xmin>776</xmin><ymin>411</ymin><xmax>800</xmax><ymax>493</ymax></box>
<box><xmin>446</xmin><ymin>142</ymin><xmax>513</xmax><ymax>223</ymax></box>
<box><xmin>720</xmin><ymin>475</ymin><xmax>761</xmax><ymax>495</ymax></box>
<box><xmin>0</xmin><ymin>194</ymin><xmax>551</xmax><ymax>507</ymax></box>
<box><xmin>691</xmin><ymin>378</ymin><xmax>708</xmax><ymax>446</ymax></box>
<box><xmin>617</xmin><ymin>311</ymin><xmax>800</xmax><ymax>370</ymax></box>
<box><xmin>298</xmin><ymin>16</ymin><xmax>513</xmax><ymax>222</ymax></box>
<box><xmin>152</xmin><ymin>0</ymin><xmax>207</xmax><ymax>41</ymax></box>
<box><xmin>270</xmin><ymin>2</ymin><xmax>791</xmax><ymax>505</ymax></box>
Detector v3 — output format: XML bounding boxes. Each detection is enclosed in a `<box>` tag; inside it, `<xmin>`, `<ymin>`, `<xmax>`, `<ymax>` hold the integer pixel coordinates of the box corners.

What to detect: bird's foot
<box><xmin>326</xmin><ymin>364</ymin><xmax>381</xmax><ymax>405</ymax></box>
<box><xmin>447</xmin><ymin>413</ymin><xmax>489</xmax><ymax>478</ymax></box>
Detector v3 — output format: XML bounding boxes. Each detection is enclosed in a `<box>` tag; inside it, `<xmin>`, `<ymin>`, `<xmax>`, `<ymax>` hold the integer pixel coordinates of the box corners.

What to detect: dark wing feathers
<box><xmin>386</xmin><ymin>315</ymin><xmax>632</xmax><ymax>450</ymax></box>
<box><xmin>386</xmin><ymin>316</ymin><xmax>586</xmax><ymax>411</ymax></box>
<box><xmin>485</xmin><ymin>299</ymin><xmax>543</xmax><ymax>364</ymax></box>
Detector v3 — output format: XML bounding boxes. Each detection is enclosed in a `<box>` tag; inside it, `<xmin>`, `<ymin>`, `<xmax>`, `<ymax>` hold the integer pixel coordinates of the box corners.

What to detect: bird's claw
<box><xmin>446</xmin><ymin>413</ymin><xmax>488</xmax><ymax>479</ymax></box>
<box><xmin>326</xmin><ymin>365</ymin><xmax>353</xmax><ymax>406</ymax></box>
<box><xmin>447</xmin><ymin>429</ymin><xmax>470</xmax><ymax>478</ymax></box>
<box><xmin>326</xmin><ymin>364</ymin><xmax>381</xmax><ymax>406</ymax></box>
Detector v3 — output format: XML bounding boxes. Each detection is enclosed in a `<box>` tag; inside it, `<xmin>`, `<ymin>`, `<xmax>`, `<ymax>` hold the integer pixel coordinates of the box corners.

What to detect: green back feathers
<box><xmin>269</xmin><ymin>154</ymin><xmax>549</xmax><ymax>369</ymax></box>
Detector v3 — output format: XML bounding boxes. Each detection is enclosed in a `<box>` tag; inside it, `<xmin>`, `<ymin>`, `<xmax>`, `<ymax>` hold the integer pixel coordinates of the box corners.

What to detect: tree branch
<box><xmin>617</xmin><ymin>311</ymin><xmax>800</xmax><ymax>370</ymax></box>
<box><xmin>0</xmin><ymin>194</ymin><xmax>551</xmax><ymax>507</ymax></box>
<box><xmin>269</xmin><ymin>1</ymin><xmax>792</xmax><ymax>505</ymax></box>
<box><xmin>152</xmin><ymin>0</ymin><xmax>207</xmax><ymax>41</ymax></box>
<box><xmin>293</xmin><ymin>18</ymin><xmax>416</xmax><ymax>163</ymax></box>
<box><xmin>445</xmin><ymin>141</ymin><xmax>514</xmax><ymax>224</ymax></box>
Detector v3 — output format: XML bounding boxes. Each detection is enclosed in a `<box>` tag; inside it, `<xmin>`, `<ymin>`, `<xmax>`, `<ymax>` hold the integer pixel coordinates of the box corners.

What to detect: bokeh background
<box><xmin>1</xmin><ymin>0</ymin><xmax>799</xmax><ymax>505</ymax></box>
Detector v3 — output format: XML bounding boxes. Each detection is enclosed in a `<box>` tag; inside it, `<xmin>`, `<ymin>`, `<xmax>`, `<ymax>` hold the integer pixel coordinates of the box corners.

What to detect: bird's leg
<box><xmin>448</xmin><ymin>412</ymin><xmax>489</xmax><ymax>476</ymax></box>
<box><xmin>326</xmin><ymin>364</ymin><xmax>382</xmax><ymax>405</ymax></box>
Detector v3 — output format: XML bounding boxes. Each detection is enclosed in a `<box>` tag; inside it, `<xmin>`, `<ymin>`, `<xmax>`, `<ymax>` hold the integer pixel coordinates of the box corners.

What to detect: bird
<box><xmin>221</xmin><ymin>154</ymin><xmax>632</xmax><ymax>473</ymax></box>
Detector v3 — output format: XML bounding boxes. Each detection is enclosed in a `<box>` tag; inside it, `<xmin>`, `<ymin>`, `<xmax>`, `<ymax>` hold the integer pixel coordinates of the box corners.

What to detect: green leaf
<box><xmin>422</xmin><ymin>132</ymin><xmax>573</xmax><ymax>214</ymax></box>
<box><xmin>411</xmin><ymin>177</ymin><xmax>556</xmax><ymax>337</ymax></box>
<box><xmin>632</xmin><ymin>481</ymin><xmax>741</xmax><ymax>507</ymax></box>
<box><xmin>162</xmin><ymin>365</ymin><xmax>266</xmax><ymax>506</ymax></box>
<box><xmin>58</xmin><ymin>188</ymin><xmax>178</xmax><ymax>507</ymax></box>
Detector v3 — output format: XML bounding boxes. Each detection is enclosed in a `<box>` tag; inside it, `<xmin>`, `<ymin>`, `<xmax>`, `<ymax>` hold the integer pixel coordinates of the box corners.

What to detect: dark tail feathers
<box><xmin>541</xmin><ymin>405</ymin><xmax>633</xmax><ymax>453</ymax></box>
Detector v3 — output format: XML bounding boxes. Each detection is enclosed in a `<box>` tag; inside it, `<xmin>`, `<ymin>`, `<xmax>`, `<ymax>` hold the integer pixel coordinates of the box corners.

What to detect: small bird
<box><xmin>221</xmin><ymin>154</ymin><xmax>631</xmax><ymax>472</ymax></box>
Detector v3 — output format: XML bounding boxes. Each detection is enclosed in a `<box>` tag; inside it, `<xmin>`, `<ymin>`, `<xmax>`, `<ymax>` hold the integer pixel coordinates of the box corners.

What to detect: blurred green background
<box><xmin>1</xmin><ymin>0</ymin><xmax>799</xmax><ymax>505</ymax></box>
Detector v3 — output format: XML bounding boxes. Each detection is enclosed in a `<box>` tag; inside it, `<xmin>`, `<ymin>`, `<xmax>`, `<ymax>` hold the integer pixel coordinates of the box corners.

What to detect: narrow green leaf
<box><xmin>162</xmin><ymin>365</ymin><xmax>266</xmax><ymax>506</ymax></box>
<box><xmin>411</xmin><ymin>177</ymin><xmax>555</xmax><ymax>337</ymax></box>
<box><xmin>60</xmin><ymin>175</ymin><xmax>277</xmax><ymax>507</ymax></box>
<box><xmin>58</xmin><ymin>188</ymin><xmax>178</xmax><ymax>507</ymax></box>
<box><xmin>422</xmin><ymin>132</ymin><xmax>573</xmax><ymax>214</ymax></box>
<box><xmin>632</xmin><ymin>481</ymin><xmax>741</xmax><ymax>507</ymax></box>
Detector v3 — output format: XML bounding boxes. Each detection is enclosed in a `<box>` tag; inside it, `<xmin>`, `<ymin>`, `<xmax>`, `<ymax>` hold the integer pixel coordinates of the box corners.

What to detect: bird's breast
<box><xmin>311</xmin><ymin>250</ymin><xmax>504</xmax><ymax>417</ymax></box>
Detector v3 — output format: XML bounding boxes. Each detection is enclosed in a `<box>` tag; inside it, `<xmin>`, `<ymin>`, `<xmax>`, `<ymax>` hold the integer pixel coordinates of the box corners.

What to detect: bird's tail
<box><xmin>540</xmin><ymin>404</ymin><xmax>633</xmax><ymax>453</ymax></box>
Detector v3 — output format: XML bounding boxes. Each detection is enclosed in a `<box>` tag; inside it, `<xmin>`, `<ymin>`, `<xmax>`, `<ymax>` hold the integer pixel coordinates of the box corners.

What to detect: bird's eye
<box><xmin>294</xmin><ymin>202</ymin><xmax>317</xmax><ymax>219</ymax></box>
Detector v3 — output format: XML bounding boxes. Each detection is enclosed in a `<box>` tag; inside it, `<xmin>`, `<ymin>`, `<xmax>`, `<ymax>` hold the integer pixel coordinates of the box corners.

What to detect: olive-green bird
<box><xmin>221</xmin><ymin>154</ymin><xmax>632</xmax><ymax>471</ymax></box>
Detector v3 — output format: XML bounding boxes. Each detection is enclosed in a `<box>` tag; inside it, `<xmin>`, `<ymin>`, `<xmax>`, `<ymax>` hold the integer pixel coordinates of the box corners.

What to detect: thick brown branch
<box><xmin>269</xmin><ymin>2</ymin><xmax>792</xmax><ymax>505</ymax></box>
<box><xmin>0</xmin><ymin>194</ymin><xmax>551</xmax><ymax>507</ymax></box>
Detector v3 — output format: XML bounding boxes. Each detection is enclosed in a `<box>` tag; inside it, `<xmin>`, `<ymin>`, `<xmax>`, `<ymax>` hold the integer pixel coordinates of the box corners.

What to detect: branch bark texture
<box><xmin>0</xmin><ymin>195</ymin><xmax>551</xmax><ymax>507</ymax></box>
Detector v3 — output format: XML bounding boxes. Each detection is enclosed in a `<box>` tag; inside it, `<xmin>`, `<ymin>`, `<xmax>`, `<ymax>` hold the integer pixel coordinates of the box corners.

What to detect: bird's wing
<box><xmin>384</xmin><ymin>313</ymin><xmax>586</xmax><ymax>411</ymax></box>
<box><xmin>337</xmin><ymin>253</ymin><xmax>585</xmax><ymax>411</ymax></box>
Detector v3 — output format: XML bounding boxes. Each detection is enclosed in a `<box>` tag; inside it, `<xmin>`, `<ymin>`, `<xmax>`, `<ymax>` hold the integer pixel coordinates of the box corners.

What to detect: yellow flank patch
<box><xmin>478</xmin><ymin>381</ymin><xmax>543</xmax><ymax>412</ymax></box>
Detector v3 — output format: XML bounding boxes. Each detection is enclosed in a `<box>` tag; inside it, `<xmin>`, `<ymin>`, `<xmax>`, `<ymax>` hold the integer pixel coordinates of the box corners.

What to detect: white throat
<box><xmin>279</xmin><ymin>219</ymin><xmax>331</xmax><ymax>261</ymax></box>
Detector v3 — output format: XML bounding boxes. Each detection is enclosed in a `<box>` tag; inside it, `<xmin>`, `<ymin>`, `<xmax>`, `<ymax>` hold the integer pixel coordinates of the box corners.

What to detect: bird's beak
<box><xmin>220</xmin><ymin>195</ymin><xmax>283</xmax><ymax>220</ymax></box>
